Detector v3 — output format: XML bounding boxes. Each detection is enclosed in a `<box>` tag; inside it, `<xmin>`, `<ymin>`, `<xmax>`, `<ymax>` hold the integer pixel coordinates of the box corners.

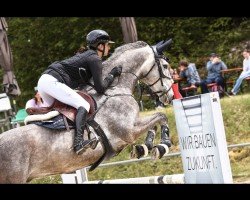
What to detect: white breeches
<box><xmin>37</xmin><ymin>74</ymin><xmax>90</xmax><ymax>112</ymax></box>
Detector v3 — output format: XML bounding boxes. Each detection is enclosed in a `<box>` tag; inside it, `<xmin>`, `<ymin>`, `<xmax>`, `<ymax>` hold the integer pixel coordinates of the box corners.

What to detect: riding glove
<box><xmin>109</xmin><ymin>65</ymin><xmax>122</xmax><ymax>77</ymax></box>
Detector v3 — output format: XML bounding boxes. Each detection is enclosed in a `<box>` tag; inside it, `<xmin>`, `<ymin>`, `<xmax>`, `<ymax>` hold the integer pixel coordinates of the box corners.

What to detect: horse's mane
<box><xmin>104</xmin><ymin>41</ymin><xmax>148</xmax><ymax>67</ymax></box>
<box><xmin>87</xmin><ymin>41</ymin><xmax>149</xmax><ymax>94</ymax></box>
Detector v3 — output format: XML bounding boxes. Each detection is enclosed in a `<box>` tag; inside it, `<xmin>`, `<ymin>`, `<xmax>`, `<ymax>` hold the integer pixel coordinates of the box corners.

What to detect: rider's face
<box><xmin>104</xmin><ymin>43</ymin><xmax>111</xmax><ymax>56</ymax></box>
<box><xmin>97</xmin><ymin>43</ymin><xmax>110</xmax><ymax>57</ymax></box>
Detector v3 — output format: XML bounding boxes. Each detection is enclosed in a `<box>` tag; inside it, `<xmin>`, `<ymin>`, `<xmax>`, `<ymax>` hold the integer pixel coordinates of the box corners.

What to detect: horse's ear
<box><xmin>155</xmin><ymin>40</ymin><xmax>164</xmax><ymax>47</ymax></box>
<box><xmin>156</xmin><ymin>38</ymin><xmax>173</xmax><ymax>54</ymax></box>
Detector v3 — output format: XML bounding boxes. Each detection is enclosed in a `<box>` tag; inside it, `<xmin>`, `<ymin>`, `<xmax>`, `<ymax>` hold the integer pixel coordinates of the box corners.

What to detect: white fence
<box><xmin>61</xmin><ymin>142</ymin><xmax>250</xmax><ymax>184</ymax></box>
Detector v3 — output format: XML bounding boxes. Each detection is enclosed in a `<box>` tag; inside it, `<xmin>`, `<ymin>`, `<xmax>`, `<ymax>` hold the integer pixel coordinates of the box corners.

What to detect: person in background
<box><xmin>178</xmin><ymin>60</ymin><xmax>200</xmax><ymax>97</ymax></box>
<box><xmin>200</xmin><ymin>53</ymin><xmax>227</xmax><ymax>94</ymax></box>
<box><xmin>171</xmin><ymin>68</ymin><xmax>183</xmax><ymax>99</ymax></box>
<box><xmin>230</xmin><ymin>49</ymin><xmax>250</xmax><ymax>95</ymax></box>
<box><xmin>25</xmin><ymin>87</ymin><xmax>49</xmax><ymax>110</ymax></box>
<box><xmin>172</xmin><ymin>60</ymin><xmax>200</xmax><ymax>97</ymax></box>
<box><xmin>178</xmin><ymin>60</ymin><xmax>200</xmax><ymax>87</ymax></box>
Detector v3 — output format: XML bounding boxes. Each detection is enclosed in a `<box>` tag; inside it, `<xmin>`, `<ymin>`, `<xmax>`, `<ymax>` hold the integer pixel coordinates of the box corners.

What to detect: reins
<box><xmin>88</xmin><ymin>44</ymin><xmax>174</xmax><ymax>119</ymax></box>
<box><xmin>109</xmin><ymin>51</ymin><xmax>173</xmax><ymax>99</ymax></box>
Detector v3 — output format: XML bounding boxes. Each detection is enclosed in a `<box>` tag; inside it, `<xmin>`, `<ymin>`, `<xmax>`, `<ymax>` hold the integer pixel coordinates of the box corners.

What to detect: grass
<box><xmin>30</xmin><ymin>93</ymin><xmax>250</xmax><ymax>184</ymax></box>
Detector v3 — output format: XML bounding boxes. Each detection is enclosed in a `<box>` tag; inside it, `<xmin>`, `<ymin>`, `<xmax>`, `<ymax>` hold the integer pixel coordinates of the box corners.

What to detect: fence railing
<box><xmin>61</xmin><ymin>142</ymin><xmax>250</xmax><ymax>183</ymax></box>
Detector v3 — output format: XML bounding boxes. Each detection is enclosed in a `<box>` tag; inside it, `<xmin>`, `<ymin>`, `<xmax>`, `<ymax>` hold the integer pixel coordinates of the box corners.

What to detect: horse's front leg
<box><xmin>129</xmin><ymin>112</ymin><xmax>171</xmax><ymax>159</ymax></box>
<box><xmin>132</xmin><ymin>112</ymin><xmax>168</xmax><ymax>140</ymax></box>
<box><xmin>134</xmin><ymin>112</ymin><xmax>171</xmax><ymax>147</ymax></box>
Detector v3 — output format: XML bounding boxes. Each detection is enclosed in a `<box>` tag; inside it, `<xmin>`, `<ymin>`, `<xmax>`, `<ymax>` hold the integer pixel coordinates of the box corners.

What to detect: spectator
<box><xmin>25</xmin><ymin>87</ymin><xmax>49</xmax><ymax>110</ymax></box>
<box><xmin>178</xmin><ymin>60</ymin><xmax>201</xmax><ymax>97</ymax></box>
<box><xmin>200</xmin><ymin>53</ymin><xmax>227</xmax><ymax>94</ymax></box>
<box><xmin>230</xmin><ymin>49</ymin><xmax>250</xmax><ymax>95</ymax></box>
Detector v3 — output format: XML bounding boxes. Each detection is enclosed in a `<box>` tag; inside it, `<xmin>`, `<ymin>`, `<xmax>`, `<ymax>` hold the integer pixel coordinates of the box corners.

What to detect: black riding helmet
<box><xmin>86</xmin><ymin>30</ymin><xmax>115</xmax><ymax>49</ymax></box>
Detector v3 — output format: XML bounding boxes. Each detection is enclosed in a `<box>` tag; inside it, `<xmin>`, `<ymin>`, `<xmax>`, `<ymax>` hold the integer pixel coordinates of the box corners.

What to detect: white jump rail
<box><xmin>85</xmin><ymin>174</ymin><xmax>184</xmax><ymax>184</ymax></box>
<box><xmin>61</xmin><ymin>142</ymin><xmax>250</xmax><ymax>184</ymax></box>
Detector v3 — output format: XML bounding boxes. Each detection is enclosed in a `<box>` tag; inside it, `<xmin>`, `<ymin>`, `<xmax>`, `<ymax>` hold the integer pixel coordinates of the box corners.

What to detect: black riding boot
<box><xmin>160</xmin><ymin>125</ymin><xmax>172</xmax><ymax>147</ymax></box>
<box><xmin>73</xmin><ymin>106</ymin><xmax>91</xmax><ymax>155</ymax></box>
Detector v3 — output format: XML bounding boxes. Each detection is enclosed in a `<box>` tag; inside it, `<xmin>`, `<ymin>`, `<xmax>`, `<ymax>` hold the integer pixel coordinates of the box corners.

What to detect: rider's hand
<box><xmin>110</xmin><ymin>65</ymin><xmax>122</xmax><ymax>77</ymax></box>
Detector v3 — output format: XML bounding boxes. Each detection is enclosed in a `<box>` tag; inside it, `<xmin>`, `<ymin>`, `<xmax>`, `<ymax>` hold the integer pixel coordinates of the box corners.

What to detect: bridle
<box><xmin>89</xmin><ymin>50</ymin><xmax>173</xmax><ymax>115</ymax></box>
<box><xmin>122</xmin><ymin>46</ymin><xmax>173</xmax><ymax>98</ymax></box>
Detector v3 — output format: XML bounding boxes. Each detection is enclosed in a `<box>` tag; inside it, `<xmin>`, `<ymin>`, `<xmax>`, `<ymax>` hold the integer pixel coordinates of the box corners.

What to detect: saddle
<box><xmin>26</xmin><ymin>91</ymin><xmax>97</xmax><ymax>122</ymax></box>
<box><xmin>26</xmin><ymin>91</ymin><xmax>115</xmax><ymax>171</ymax></box>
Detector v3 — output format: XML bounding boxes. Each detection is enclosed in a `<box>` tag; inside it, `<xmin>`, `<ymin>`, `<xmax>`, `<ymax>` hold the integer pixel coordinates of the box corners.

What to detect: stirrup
<box><xmin>89</xmin><ymin>137</ymin><xmax>99</xmax><ymax>150</ymax></box>
<box><xmin>88</xmin><ymin>131</ymin><xmax>100</xmax><ymax>150</ymax></box>
<box><xmin>74</xmin><ymin>140</ymin><xmax>92</xmax><ymax>155</ymax></box>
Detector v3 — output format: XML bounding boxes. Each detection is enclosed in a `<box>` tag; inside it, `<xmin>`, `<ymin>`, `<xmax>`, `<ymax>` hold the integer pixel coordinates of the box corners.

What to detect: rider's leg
<box><xmin>73</xmin><ymin>106</ymin><xmax>92</xmax><ymax>155</ymax></box>
<box><xmin>38</xmin><ymin>74</ymin><xmax>91</xmax><ymax>154</ymax></box>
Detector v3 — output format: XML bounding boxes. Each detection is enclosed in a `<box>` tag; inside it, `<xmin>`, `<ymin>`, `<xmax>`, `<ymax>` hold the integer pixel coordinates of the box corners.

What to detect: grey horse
<box><xmin>0</xmin><ymin>40</ymin><xmax>174</xmax><ymax>183</ymax></box>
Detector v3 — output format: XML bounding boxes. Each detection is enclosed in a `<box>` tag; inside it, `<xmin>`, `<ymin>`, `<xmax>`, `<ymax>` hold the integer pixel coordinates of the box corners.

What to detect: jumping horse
<box><xmin>0</xmin><ymin>39</ymin><xmax>174</xmax><ymax>183</ymax></box>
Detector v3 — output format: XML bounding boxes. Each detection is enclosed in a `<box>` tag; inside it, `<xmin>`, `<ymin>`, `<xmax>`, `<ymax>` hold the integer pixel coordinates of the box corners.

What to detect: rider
<box><xmin>37</xmin><ymin>29</ymin><xmax>122</xmax><ymax>155</ymax></box>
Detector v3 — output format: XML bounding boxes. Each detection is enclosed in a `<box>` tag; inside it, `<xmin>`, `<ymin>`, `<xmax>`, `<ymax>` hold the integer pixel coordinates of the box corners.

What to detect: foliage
<box><xmin>4</xmin><ymin>17</ymin><xmax>122</xmax><ymax>108</ymax></box>
<box><xmin>2</xmin><ymin>17</ymin><xmax>250</xmax><ymax>109</ymax></box>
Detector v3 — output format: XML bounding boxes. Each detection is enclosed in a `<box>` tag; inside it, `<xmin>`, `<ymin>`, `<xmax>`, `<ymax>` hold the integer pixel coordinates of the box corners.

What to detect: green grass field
<box><xmin>31</xmin><ymin>93</ymin><xmax>250</xmax><ymax>184</ymax></box>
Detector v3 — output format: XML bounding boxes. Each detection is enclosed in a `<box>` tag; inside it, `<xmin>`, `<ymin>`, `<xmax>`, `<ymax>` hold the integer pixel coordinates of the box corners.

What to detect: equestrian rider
<box><xmin>37</xmin><ymin>30</ymin><xmax>122</xmax><ymax>155</ymax></box>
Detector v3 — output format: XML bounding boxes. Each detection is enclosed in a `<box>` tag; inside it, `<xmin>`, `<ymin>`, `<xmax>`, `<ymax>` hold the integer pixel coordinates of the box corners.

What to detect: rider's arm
<box><xmin>88</xmin><ymin>58</ymin><xmax>115</xmax><ymax>94</ymax></box>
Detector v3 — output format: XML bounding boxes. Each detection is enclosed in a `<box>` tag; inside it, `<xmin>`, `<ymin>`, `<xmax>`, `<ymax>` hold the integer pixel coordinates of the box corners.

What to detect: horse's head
<box><xmin>142</xmin><ymin>39</ymin><xmax>174</xmax><ymax>104</ymax></box>
<box><xmin>133</xmin><ymin>39</ymin><xmax>174</xmax><ymax>104</ymax></box>
<box><xmin>103</xmin><ymin>40</ymin><xmax>174</xmax><ymax>104</ymax></box>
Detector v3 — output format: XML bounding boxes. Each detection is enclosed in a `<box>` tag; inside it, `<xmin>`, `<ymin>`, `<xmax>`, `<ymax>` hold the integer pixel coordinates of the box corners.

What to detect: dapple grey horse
<box><xmin>0</xmin><ymin>40</ymin><xmax>174</xmax><ymax>183</ymax></box>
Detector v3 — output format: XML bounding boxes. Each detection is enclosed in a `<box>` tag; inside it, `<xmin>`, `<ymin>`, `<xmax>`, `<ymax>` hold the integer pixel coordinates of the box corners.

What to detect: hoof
<box><xmin>151</xmin><ymin>144</ymin><xmax>169</xmax><ymax>160</ymax></box>
<box><xmin>130</xmin><ymin>144</ymin><xmax>148</xmax><ymax>159</ymax></box>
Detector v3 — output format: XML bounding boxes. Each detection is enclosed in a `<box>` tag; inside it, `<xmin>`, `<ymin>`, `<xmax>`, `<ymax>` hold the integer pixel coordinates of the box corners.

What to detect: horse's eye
<box><xmin>162</xmin><ymin>64</ymin><xmax>168</xmax><ymax>69</ymax></box>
